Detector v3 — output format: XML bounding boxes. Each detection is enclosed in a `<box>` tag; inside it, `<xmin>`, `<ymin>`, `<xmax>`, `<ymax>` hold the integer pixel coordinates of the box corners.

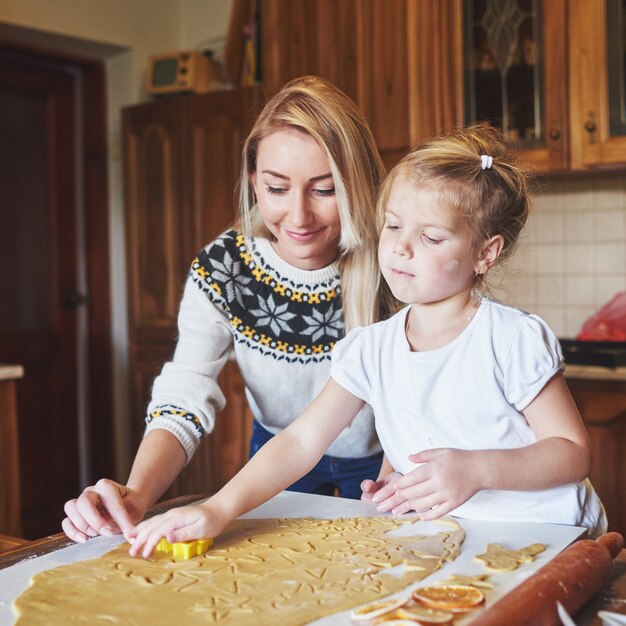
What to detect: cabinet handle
<box><xmin>62</xmin><ymin>290</ymin><xmax>89</xmax><ymax>308</ymax></box>
<box><xmin>584</xmin><ymin>116</ymin><xmax>597</xmax><ymax>134</ymax></box>
<box><xmin>549</xmin><ymin>128</ymin><xmax>561</xmax><ymax>141</ymax></box>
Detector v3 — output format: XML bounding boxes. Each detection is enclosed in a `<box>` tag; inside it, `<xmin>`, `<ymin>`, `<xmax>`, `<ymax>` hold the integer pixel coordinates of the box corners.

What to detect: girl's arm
<box><xmin>392</xmin><ymin>372</ymin><xmax>592</xmax><ymax>519</ymax></box>
<box><xmin>482</xmin><ymin>371</ymin><xmax>592</xmax><ymax>488</ymax></box>
<box><xmin>128</xmin><ymin>379</ymin><xmax>365</xmax><ymax>558</ymax></box>
<box><xmin>376</xmin><ymin>455</ymin><xmax>396</xmax><ymax>481</ymax></box>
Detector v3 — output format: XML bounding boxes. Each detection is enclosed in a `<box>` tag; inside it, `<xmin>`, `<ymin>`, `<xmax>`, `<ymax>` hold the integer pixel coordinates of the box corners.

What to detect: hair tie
<box><xmin>480</xmin><ymin>155</ymin><xmax>493</xmax><ymax>170</ymax></box>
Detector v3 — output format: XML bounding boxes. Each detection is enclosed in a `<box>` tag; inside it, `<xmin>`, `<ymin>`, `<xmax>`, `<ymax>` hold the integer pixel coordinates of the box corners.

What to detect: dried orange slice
<box><xmin>412</xmin><ymin>584</ymin><xmax>485</xmax><ymax>611</ymax></box>
<box><xmin>377</xmin><ymin>605</ymin><xmax>453</xmax><ymax>624</ymax></box>
<box><xmin>349</xmin><ymin>598</ymin><xmax>407</xmax><ymax>622</ymax></box>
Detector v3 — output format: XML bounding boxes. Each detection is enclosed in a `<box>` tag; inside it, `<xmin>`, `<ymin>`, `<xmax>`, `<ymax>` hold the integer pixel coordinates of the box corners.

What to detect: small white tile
<box><xmin>560</xmin><ymin>179</ymin><xmax>594</xmax><ymax>211</ymax></box>
<box><xmin>534</xmin><ymin>307</ymin><xmax>566</xmax><ymax>336</ymax></box>
<box><xmin>491</xmin><ymin>272</ymin><xmax>535</xmax><ymax>310</ymax></box>
<box><xmin>565</xmin><ymin>276</ymin><xmax>594</xmax><ymax>306</ymax></box>
<box><xmin>532</xmin><ymin>189</ymin><xmax>562</xmax><ymax>212</ymax></box>
<box><xmin>533</xmin><ymin>244</ymin><xmax>564</xmax><ymax>274</ymax></box>
<box><xmin>593</xmin><ymin>242</ymin><xmax>625</xmax><ymax>273</ymax></box>
<box><xmin>564</xmin><ymin>211</ymin><xmax>593</xmax><ymax>243</ymax></box>
<box><xmin>523</xmin><ymin>213</ymin><xmax>538</xmax><ymax>242</ymax></box>
<box><xmin>594</xmin><ymin>276</ymin><xmax>626</xmax><ymax>307</ymax></box>
<box><xmin>512</xmin><ymin>240</ymin><xmax>536</xmax><ymax>275</ymax></box>
<box><xmin>531</xmin><ymin>212</ymin><xmax>564</xmax><ymax>243</ymax></box>
<box><xmin>564</xmin><ymin>307</ymin><xmax>596</xmax><ymax>338</ymax></box>
<box><xmin>593</xmin><ymin>210</ymin><xmax>625</xmax><ymax>241</ymax></box>
<box><xmin>536</xmin><ymin>276</ymin><xmax>565</xmax><ymax>306</ymax></box>
<box><xmin>565</xmin><ymin>244</ymin><xmax>595</xmax><ymax>273</ymax></box>
<box><xmin>593</xmin><ymin>175</ymin><xmax>626</xmax><ymax>209</ymax></box>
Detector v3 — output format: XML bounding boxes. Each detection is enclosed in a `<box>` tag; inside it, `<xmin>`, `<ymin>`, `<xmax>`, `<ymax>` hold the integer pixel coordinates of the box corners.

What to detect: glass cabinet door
<box><xmin>444</xmin><ymin>0</ymin><xmax>567</xmax><ymax>172</ymax></box>
<box><xmin>607</xmin><ymin>0</ymin><xmax>626</xmax><ymax>137</ymax></box>
<box><xmin>463</xmin><ymin>0</ymin><xmax>543</xmax><ymax>146</ymax></box>
<box><xmin>569</xmin><ymin>0</ymin><xmax>626</xmax><ymax>168</ymax></box>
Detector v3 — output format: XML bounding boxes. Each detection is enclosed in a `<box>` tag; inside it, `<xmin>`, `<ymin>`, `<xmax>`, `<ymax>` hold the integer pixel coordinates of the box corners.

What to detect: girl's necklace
<box><xmin>406</xmin><ymin>298</ymin><xmax>478</xmax><ymax>349</ymax></box>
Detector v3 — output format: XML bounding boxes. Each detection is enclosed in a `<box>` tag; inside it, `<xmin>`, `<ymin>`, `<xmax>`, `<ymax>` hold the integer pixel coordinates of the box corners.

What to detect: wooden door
<box><xmin>0</xmin><ymin>55</ymin><xmax>81</xmax><ymax>538</ymax></box>
<box><xmin>123</xmin><ymin>98</ymin><xmax>185</xmax><ymax>451</ymax></box>
<box><xmin>569</xmin><ymin>0</ymin><xmax>626</xmax><ymax>168</ymax></box>
<box><xmin>123</xmin><ymin>97</ymin><xmax>187</xmax><ymax>347</ymax></box>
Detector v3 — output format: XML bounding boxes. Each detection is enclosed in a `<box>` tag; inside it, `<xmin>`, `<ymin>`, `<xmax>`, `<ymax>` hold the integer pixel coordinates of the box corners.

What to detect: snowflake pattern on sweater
<box><xmin>191</xmin><ymin>230</ymin><xmax>344</xmax><ymax>363</ymax></box>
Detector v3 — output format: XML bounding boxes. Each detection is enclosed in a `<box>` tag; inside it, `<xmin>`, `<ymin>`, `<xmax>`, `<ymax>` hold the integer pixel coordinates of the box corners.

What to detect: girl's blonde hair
<box><xmin>237</xmin><ymin>76</ymin><xmax>393</xmax><ymax>329</ymax></box>
<box><xmin>377</xmin><ymin>125</ymin><xmax>531</xmax><ymax>288</ymax></box>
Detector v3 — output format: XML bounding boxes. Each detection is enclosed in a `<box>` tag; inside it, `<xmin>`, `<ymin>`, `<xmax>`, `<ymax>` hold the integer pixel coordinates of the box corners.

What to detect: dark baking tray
<box><xmin>559</xmin><ymin>339</ymin><xmax>626</xmax><ymax>368</ymax></box>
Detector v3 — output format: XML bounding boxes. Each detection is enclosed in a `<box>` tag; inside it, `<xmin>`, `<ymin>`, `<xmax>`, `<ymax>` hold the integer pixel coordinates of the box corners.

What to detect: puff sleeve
<box><xmin>329</xmin><ymin>327</ymin><xmax>372</xmax><ymax>404</ymax></box>
<box><xmin>504</xmin><ymin>314</ymin><xmax>564</xmax><ymax>411</ymax></box>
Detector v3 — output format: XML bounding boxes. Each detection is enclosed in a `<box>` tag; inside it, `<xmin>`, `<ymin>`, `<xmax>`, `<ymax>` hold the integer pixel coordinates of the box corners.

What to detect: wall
<box><xmin>0</xmin><ymin>0</ymin><xmax>233</xmax><ymax>479</ymax></box>
<box><xmin>491</xmin><ymin>173</ymin><xmax>626</xmax><ymax>339</ymax></box>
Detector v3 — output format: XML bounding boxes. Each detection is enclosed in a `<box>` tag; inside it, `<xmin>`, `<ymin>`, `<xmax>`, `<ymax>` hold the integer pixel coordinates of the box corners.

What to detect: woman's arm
<box><xmin>63</xmin><ymin>269</ymin><xmax>233</xmax><ymax>542</ymax></box>
<box><xmin>62</xmin><ymin>430</ymin><xmax>187</xmax><ymax>542</ymax></box>
<box><xmin>128</xmin><ymin>379</ymin><xmax>365</xmax><ymax>557</ymax></box>
<box><xmin>392</xmin><ymin>372</ymin><xmax>592</xmax><ymax>519</ymax></box>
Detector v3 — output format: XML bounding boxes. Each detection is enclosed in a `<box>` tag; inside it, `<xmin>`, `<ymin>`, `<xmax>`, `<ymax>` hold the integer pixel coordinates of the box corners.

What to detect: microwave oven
<box><xmin>146</xmin><ymin>50</ymin><xmax>217</xmax><ymax>95</ymax></box>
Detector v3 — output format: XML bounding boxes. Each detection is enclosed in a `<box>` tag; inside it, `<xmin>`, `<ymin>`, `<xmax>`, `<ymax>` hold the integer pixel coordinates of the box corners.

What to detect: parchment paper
<box><xmin>0</xmin><ymin>491</ymin><xmax>585</xmax><ymax>625</ymax></box>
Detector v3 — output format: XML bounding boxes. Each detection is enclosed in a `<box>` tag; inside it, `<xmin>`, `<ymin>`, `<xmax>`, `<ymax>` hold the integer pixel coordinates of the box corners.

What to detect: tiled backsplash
<box><xmin>489</xmin><ymin>173</ymin><xmax>626</xmax><ymax>338</ymax></box>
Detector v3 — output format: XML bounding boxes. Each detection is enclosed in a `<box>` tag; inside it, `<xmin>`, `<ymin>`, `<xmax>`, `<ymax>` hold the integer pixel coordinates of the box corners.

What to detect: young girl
<box><xmin>127</xmin><ymin>126</ymin><xmax>606</xmax><ymax>558</ymax></box>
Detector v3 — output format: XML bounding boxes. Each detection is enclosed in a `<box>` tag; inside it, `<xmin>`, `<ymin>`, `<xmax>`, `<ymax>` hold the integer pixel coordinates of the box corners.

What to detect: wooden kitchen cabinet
<box><xmin>259</xmin><ymin>0</ymin><xmax>444</xmax><ymax>168</ymax></box>
<box><xmin>569</xmin><ymin>0</ymin><xmax>626</xmax><ymax>169</ymax></box>
<box><xmin>123</xmin><ymin>87</ymin><xmax>260</xmax><ymax>498</ymax></box>
<box><xmin>259</xmin><ymin>0</ymin><xmax>569</xmax><ymax>170</ymax></box>
<box><xmin>441</xmin><ymin>0</ymin><xmax>626</xmax><ymax>172</ymax></box>
<box><xmin>260</xmin><ymin>0</ymin><xmax>626</xmax><ymax>173</ymax></box>
<box><xmin>567</xmin><ymin>373</ymin><xmax>626</xmax><ymax>537</ymax></box>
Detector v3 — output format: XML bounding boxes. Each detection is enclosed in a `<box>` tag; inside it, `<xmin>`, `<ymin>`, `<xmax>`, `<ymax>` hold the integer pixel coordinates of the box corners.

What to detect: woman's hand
<box><xmin>127</xmin><ymin>502</ymin><xmax>228</xmax><ymax>559</ymax></box>
<box><xmin>62</xmin><ymin>479</ymin><xmax>148</xmax><ymax>543</ymax></box>
<box><xmin>391</xmin><ymin>448</ymin><xmax>483</xmax><ymax>519</ymax></box>
<box><xmin>361</xmin><ymin>471</ymin><xmax>404</xmax><ymax>512</ymax></box>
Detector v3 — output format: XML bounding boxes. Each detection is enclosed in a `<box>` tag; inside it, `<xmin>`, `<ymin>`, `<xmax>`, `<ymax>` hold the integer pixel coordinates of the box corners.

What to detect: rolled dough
<box><xmin>13</xmin><ymin>516</ymin><xmax>465</xmax><ymax>625</ymax></box>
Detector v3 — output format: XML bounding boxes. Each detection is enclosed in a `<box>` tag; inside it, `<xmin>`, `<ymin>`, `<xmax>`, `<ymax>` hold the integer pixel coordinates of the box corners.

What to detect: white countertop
<box><xmin>565</xmin><ymin>365</ymin><xmax>626</xmax><ymax>381</ymax></box>
<box><xmin>0</xmin><ymin>365</ymin><xmax>24</xmax><ymax>382</ymax></box>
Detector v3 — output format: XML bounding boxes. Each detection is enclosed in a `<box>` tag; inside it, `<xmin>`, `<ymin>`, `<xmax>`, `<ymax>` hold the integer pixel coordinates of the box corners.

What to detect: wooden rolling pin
<box><xmin>471</xmin><ymin>532</ymin><xmax>624</xmax><ymax>626</ymax></box>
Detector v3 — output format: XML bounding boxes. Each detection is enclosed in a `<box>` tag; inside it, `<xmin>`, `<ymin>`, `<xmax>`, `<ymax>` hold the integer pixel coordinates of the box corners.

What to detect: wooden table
<box><xmin>0</xmin><ymin>364</ymin><xmax>24</xmax><ymax>537</ymax></box>
<box><xmin>0</xmin><ymin>493</ymin><xmax>625</xmax><ymax>625</ymax></box>
<box><xmin>1</xmin><ymin>539</ymin><xmax>624</xmax><ymax>625</ymax></box>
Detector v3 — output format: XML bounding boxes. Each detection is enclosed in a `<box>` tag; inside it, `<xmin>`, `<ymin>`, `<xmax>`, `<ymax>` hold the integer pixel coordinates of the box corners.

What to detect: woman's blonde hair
<box><xmin>237</xmin><ymin>76</ymin><xmax>392</xmax><ymax>329</ymax></box>
<box><xmin>377</xmin><ymin>125</ymin><xmax>531</xmax><ymax>289</ymax></box>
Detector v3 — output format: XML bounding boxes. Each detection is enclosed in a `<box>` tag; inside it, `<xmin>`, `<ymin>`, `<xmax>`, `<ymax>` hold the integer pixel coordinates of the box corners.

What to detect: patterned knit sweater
<box><xmin>145</xmin><ymin>230</ymin><xmax>381</xmax><ymax>462</ymax></box>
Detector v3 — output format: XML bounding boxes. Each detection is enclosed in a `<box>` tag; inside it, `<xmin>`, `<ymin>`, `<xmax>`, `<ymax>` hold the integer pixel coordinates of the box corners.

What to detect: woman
<box><xmin>62</xmin><ymin>76</ymin><xmax>395</xmax><ymax>543</ymax></box>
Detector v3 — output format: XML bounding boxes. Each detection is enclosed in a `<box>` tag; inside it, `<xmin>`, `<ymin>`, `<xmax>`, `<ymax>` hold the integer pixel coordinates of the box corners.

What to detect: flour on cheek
<box><xmin>442</xmin><ymin>259</ymin><xmax>459</xmax><ymax>273</ymax></box>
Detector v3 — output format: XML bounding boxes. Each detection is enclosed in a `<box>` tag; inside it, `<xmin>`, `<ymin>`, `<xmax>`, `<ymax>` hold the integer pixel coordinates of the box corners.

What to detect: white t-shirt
<box><xmin>330</xmin><ymin>298</ymin><xmax>607</xmax><ymax>536</ymax></box>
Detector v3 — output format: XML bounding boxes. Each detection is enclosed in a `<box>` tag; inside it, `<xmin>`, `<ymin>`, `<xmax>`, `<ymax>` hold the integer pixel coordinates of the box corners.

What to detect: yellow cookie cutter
<box><xmin>156</xmin><ymin>537</ymin><xmax>213</xmax><ymax>560</ymax></box>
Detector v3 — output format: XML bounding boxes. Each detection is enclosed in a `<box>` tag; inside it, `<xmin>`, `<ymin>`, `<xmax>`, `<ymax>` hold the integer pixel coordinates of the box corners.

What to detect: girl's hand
<box><xmin>360</xmin><ymin>471</ymin><xmax>404</xmax><ymax>512</ymax></box>
<box><xmin>391</xmin><ymin>449</ymin><xmax>483</xmax><ymax>519</ymax></box>
<box><xmin>62</xmin><ymin>479</ymin><xmax>147</xmax><ymax>543</ymax></box>
<box><xmin>127</xmin><ymin>502</ymin><xmax>227</xmax><ymax>559</ymax></box>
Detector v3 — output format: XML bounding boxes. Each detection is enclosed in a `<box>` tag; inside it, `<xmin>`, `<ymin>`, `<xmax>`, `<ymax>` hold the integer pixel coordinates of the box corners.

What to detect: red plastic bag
<box><xmin>577</xmin><ymin>291</ymin><xmax>626</xmax><ymax>341</ymax></box>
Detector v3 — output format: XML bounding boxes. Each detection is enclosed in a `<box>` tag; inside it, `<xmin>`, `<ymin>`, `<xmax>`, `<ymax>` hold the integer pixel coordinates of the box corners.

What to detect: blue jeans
<box><xmin>248</xmin><ymin>419</ymin><xmax>383</xmax><ymax>500</ymax></box>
